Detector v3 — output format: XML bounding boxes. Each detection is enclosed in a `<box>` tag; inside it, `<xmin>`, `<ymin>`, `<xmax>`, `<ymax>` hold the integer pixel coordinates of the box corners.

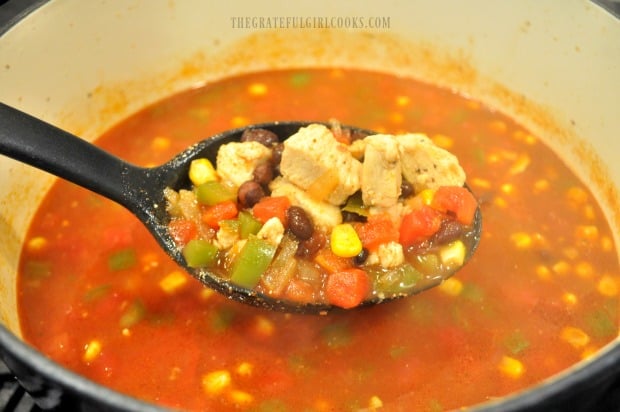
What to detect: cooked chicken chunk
<box><xmin>216</xmin><ymin>141</ymin><xmax>272</xmax><ymax>187</ymax></box>
<box><xmin>269</xmin><ymin>177</ymin><xmax>342</xmax><ymax>230</ymax></box>
<box><xmin>279</xmin><ymin>124</ymin><xmax>362</xmax><ymax>205</ymax></box>
<box><xmin>395</xmin><ymin>133</ymin><xmax>466</xmax><ymax>193</ymax></box>
<box><xmin>361</xmin><ymin>134</ymin><xmax>402</xmax><ymax>208</ymax></box>
<box><xmin>256</xmin><ymin>217</ymin><xmax>285</xmax><ymax>247</ymax></box>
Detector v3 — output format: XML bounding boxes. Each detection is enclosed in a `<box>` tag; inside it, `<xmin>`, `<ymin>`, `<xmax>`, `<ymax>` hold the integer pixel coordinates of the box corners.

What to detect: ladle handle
<box><xmin>0</xmin><ymin>102</ymin><xmax>145</xmax><ymax>209</ymax></box>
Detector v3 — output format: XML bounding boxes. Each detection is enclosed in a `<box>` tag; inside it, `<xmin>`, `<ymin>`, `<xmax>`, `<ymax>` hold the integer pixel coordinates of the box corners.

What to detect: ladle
<box><xmin>0</xmin><ymin>102</ymin><xmax>481</xmax><ymax>314</ymax></box>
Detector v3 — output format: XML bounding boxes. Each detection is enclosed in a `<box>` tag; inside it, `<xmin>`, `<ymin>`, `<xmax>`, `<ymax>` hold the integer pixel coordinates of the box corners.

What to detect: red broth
<box><xmin>18</xmin><ymin>69</ymin><xmax>620</xmax><ymax>411</ymax></box>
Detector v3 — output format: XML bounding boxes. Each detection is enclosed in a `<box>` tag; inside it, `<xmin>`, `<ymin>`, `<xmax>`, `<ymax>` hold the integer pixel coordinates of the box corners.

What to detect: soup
<box><xmin>18</xmin><ymin>69</ymin><xmax>620</xmax><ymax>411</ymax></box>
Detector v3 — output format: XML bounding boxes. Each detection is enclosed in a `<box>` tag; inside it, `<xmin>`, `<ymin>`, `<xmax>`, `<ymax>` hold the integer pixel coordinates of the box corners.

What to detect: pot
<box><xmin>1</xmin><ymin>1</ymin><xmax>619</xmax><ymax>410</ymax></box>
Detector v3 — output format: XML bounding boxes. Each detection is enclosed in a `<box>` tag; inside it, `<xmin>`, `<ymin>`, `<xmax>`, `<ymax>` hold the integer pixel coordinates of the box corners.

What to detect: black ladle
<box><xmin>0</xmin><ymin>102</ymin><xmax>481</xmax><ymax>315</ymax></box>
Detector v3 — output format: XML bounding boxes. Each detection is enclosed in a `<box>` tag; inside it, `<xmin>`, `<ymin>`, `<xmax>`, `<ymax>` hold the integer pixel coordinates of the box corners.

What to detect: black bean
<box><xmin>253</xmin><ymin>162</ymin><xmax>274</xmax><ymax>186</ymax></box>
<box><xmin>431</xmin><ymin>219</ymin><xmax>465</xmax><ymax>245</ymax></box>
<box><xmin>354</xmin><ymin>248</ymin><xmax>369</xmax><ymax>265</ymax></box>
<box><xmin>400</xmin><ymin>180</ymin><xmax>414</xmax><ymax>199</ymax></box>
<box><xmin>237</xmin><ymin>181</ymin><xmax>265</xmax><ymax>208</ymax></box>
<box><xmin>240</xmin><ymin>128</ymin><xmax>279</xmax><ymax>147</ymax></box>
<box><xmin>287</xmin><ymin>206</ymin><xmax>314</xmax><ymax>240</ymax></box>
<box><xmin>342</xmin><ymin>211</ymin><xmax>367</xmax><ymax>223</ymax></box>
<box><xmin>296</xmin><ymin>231</ymin><xmax>325</xmax><ymax>258</ymax></box>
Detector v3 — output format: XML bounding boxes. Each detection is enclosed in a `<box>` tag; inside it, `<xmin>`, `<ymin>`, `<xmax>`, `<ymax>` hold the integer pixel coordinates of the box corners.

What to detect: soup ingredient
<box><xmin>164</xmin><ymin>123</ymin><xmax>479</xmax><ymax>308</ymax></box>
<box><xmin>18</xmin><ymin>69</ymin><xmax>620</xmax><ymax>412</ymax></box>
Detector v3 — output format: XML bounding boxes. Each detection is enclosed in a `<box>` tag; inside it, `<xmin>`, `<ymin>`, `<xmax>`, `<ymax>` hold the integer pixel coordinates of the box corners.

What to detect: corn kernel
<box><xmin>574</xmin><ymin>261</ymin><xmax>594</xmax><ymax>279</ymax></box>
<box><xmin>330</xmin><ymin>224</ymin><xmax>363</xmax><ymax>258</ymax></box>
<box><xmin>510</xmin><ymin>232</ymin><xmax>532</xmax><ymax>249</ymax></box>
<box><xmin>439</xmin><ymin>240</ymin><xmax>466</xmax><ymax>267</ymax></box>
<box><xmin>159</xmin><ymin>271</ymin><xmax>188</xmax><ymax>294</ymax></box>
<box><xmin>471</xmin><ymin>177</ymin><xmax>491</xmax><ymax>189</ymax></box>
<box><xmin>189</xmin><ymin>158</ymin><xmax>217</xmax><ymax>186</ymax></box>
<box><xmin>601</xmin><ymin>236</ymin><xmax>613</xmax><ymax>252</ymax></box>
<box><xmin>248</xmin><ymin>83</ymin><xmax>267</xmax><ymax>96</ymax></box>
<box><xmin>493</xmin><ymin>197</ymin><xmax>508</xmax><ymax>208</ymax></box>
<box><xmin>368</xmin><ymin>395</ymin><xmax>384</xmax><ymax>409</ymax></box>
<box><xmin>583</xmin><ymin>205</ymin><xmax>596</xmax><ymax>220</ymax></box>
<box><xmin>597</xmin><ymin>275</ymin><xmax>619</xmax><ymax>297</ymax></box>
<box><xmin>552</xmin><ymin>260</ymin><xmax>571</xmax><ymax>276</ymax></box>
<box><xmin>151</xmin><ymin>136</ymin><xmax>170</xmax><ymax>151</ymax></box>
<box><xmin>200</xmin><ymin>288</ymin><xmax>215</xmax><ymax>301</ymax></box>
<box><xmin>576</xmin><ymin>225</ymin><xmax>599</xmax><ymax>241</ymax></box>
<box><xmin>438</xmin><ymin>277</ymin><xmax>463</xmax><ymax>297</ymax></box>
<box><xmin>536</xmin><ymin>265</ymin><xmax>552</xmax><ymax>281</ymax></box>
<box><xmin>236</xmin><ymin>362</ymin><xmax>253</xmax><ymax>377</ymax></box>
<box><xmin>229</xmin><ymin>390</ymin><xmax>254</xmax><ymax>406</ymax></box>
<box><xmin>83</xmin><ymin>340</ymin><xmax>102</xmax><ymax>362</ymax></box>
<box><xmin>566</xmin><ymin>187</ymin><xmax>588</xmax><ymax>204</ymax></box>
<box><xmin>509</xmin><ymin>154</ymin><xmax>530</xmax><ymax>175</ymax></box>
<box><xmin>500</xmin><ymin>183</ymin><xmax>515</xmax><ymax>194</ymax></box>
<box><xmin>533</xmin><ymin>179</ymin><xmax>549</xmax><ymax>193</ymax></box>
<box><xmin>498</xmin><ymin>356</ymin><xmax>525</xmax><ymax>379</ymax></box>
<box><xmin>395</xmin><ymin>95</ymin><xmax>410</xmax><ymax>106</ymax></box>
<box><xmin>418</xmin><ymin>189</ymin><xmax>435</xmax><ymax>205</ymax></box>
<box><xmin>202</xmin><ymin>370</ymin><xmax>231</xmax><ymax>395</ymax></box>
<box><xmin>254</xmin><ymin>316</ymin><xmax>275</xmax><ymax>337</ymax></box>
<box><xmin>561</xmin><ymin>326</ymin><xmax>590</xmax><ymax>349</ymax></box>
<box><xmin>231</xmin><ymin>116</ymin><xmax>249</xmax><ymax>127</ymax></box>
<box><xmin>432</xmin><ymin>134</ymin><xmax>454</xmax><ymax>149</ymax></box>
<box><xmin>562</xmin><ymin>292</ymin><xmax>578</xmax><ymax>306</ymax></box>
<box><xmin>27</xmin><ymin>236</ymin><xmax>48</xmax><ymax>252</ymax></box>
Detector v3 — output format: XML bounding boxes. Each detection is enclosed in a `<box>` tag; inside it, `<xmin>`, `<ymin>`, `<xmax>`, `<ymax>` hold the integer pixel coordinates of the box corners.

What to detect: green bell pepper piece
<box><xmin>183</xmin><ymin>239</ymin><xmax>218</xmax><ymax>268</ymax></box>
<box><xmin>238</xmin><ymin>210</ymin><xmax>263</xmax><ymax>238</ymax></box>
<box><xmin>230</xmin><ymin>236</ymin><xmax>277</xmax><ymax>289</ymax></box>
<box><xmin>195</xmin><ymin>181</ymin><xmax>237</xmax><ymax>206</ymax></box>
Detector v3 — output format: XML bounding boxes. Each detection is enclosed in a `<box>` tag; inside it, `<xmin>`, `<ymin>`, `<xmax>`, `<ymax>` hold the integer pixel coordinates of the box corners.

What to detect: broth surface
<box><xmin>18</xmin><ymin>69</ymin><xmax>620</xmax><ymax>411</ymax></box>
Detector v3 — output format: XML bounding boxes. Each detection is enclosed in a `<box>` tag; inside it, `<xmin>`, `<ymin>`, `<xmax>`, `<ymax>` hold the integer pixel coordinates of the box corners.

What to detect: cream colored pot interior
<box><xmin>1</xmin><ymin>0</ymin><xmax>619</xmax><ymax>339</ymax></box>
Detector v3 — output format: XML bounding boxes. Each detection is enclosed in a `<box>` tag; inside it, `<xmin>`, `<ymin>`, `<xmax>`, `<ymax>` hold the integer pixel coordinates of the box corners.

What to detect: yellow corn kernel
<box><xmin>417</xmin><ymin>189</ymin><xmax>435</xmax><ymax>206</ymax></box>
<box><xmin>432</xmin><ymin>134</ymin><xmax>454</xmax><ymax>149</ymax></box>
<box><xmin>438</xmin><ymin>277</ymin><xmax>463</xmax><ymax>297</ymax></box>
<box><xmin>231</xmin><ymin>116</ymin><xmax>249</xmax><ymax>128</ymax></box>
<box><xmin>493</xmin><ymin>196</ymin><xmax>508</xmax><ymax>208</ymax></box>
<box><xmin>597</xmin><ymin>275</ymin><xmax>619</xmax><ymax>297</ymax></box>
<box><xmin>533</xmin><ymin>179</ymin><xmax>549</xmax><ymax>193</ymax></box>
<box><xmin>202</xmin><ymin>370</ymin><xmax>231</xmax><ymax>395</ymax></box>
<box><xmin>236</xmin><ymin>362</ymin><xmax>253</xmax><ymax>377</ymax></box>
<box><xmin>561</xmin><ymin>326</ymin><xmax>590</xmax><ymax>349</ymax></box>
<box><xmin>566</xmin><ymin>186</ymin><xmax>589</xmax><ymax>204</ymax></box>
<box><xmin>583</xmin><ymin>205</ymin><xmax>596</xmax><ymax>220</ymax></box>
<box><xmin>510</xmin><ymin>232</ymin><xmax>532</xmax><ymax>249</ymax></box>
<box><xmin>200</xmin><ymin>288</ymin><xmax>215</xmax><ymax>301</ymax></box>
<box><xmin>253</xmin><ymin>316</ymin><xmax>275</xmax><ymax>337</ymax></box>
<box><xmin>576</xmin><ymin>225</ymin><xmax>599</xmax><ymax>241</ymax></box>
<box><xmin>330</xmin><ymin>224</ymin><xmax>363</xmax><ymax>258</ymax></box>
<box><xmin>151</xmin><ymin>136</ymin><xmax>170</xmax><ymax>151</ymax></box>
<box><xmin>121</xmin><ymin>328</ymin><xmax>131</xmax><ymax>337</ymax></box>
<box><xmin>439</xmin><ymin>240</ymin><xmax>466</xmax><ymax>267</ymax></box>
<box><xmin>189</xmin><ymin>158</ymin><xmax>217</xmax><ymax>186</ymax></box>
<box><xmin>601</xmin><ymin>236</ymin><xmax>613</xmax><ymax>252</ymax></box>
<box><xmin>562</xmin><ymin>292</ymin><xmax>578</xmax><ymax>306</ymax></box>
<box><xmin>159</xmin><ymin>271</ymin><xmax>188</xmax><ymax>294</ymax></box>
<box><xmin>368</xmin><ymin>395</ymin><xmax>383</xmax><ymax>410</ymax></box>
<box><xmin>500</xmin><ymin>183</ymin><xmax>515</xmax><ymax>195</ymax></box>
<box><xmin>509</xmin><ymin>154</ymin><xmax>530</xmax><ymax>175</ymax></box>
<box><xmin>395</xmin><ymin>95</ymin><xmax>410</xmax><ymax>106</ymax></box>
<box><xmin>248</xmin><ymin>82</ymin><xmax>267</xmax><ymax>96</ymax></box>
<box><xmin>83</xmin><ymin>340</ymin><xmax>102</xmax><ymax>362</ymax></box>
<box><xmin>536</xmin><ymin>265</ymin><xmax>552</xmax><ymax>281</ymax></box>
<box><xmin>574</xmin><ymin>261</ymin><xmax>594</xmax><ymax>279</ymax></box>
<box><xmin>470</xmin><ymin>177</ymin><xmax>491</xmax><ymax>189</ymax></box>
<box><xmin>26</xmin><ymin>236</ymin><xmax>48</xmax><ymax>252</ymax></box>
<box><xmin>552</xmin><ymin>260</ymin><xmax>571</xmax><ymax>276</ymax></box>
<box><xmin>498</xmin><ymin>356</ymin><xmax>525</xmax><ymax>379</ymax></box>
<box><xmin>229</xmin><ymin>390</ymin><xmax>254</xmax><ymax>406</ymax></box>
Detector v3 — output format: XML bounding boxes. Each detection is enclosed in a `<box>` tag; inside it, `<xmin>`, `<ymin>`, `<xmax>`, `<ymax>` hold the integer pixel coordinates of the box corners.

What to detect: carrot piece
<box><xmin>355</xmin><ymin>214</ymin><xmax>399</xmax><ymax>251</ymax></box>
<box><xmin>202</xmin><ymin>201</ymin><xmax>238</xmax><ymax>229</ymax></box>
<box><xmin>284</xmin><ymin>279</ymin><xmax>316</xmax><ymax>303</ymax></box>
<box><xmin>314</xmin><ymin>248</ymin><xmax>352</xmax><ymax>274</ymax></box>
<box><xmin>252</xmin><ymin>196</ymin><xmax>291</xmax><ymax>224</ymax></box>
<box><xmin>399</xmin><ymin>205</ymin><xmax>443</xmax><ymax>246</ymax></box>
<box><xmin>326</xmin><ymin>268</ymin><xmax>371</xmax><ymax>309</ymax></box>
<box><xmin>168</xmin><ymin>218</ymin><xmax>198</xmax><ymax>246</ymax></box>
<box><xmin>431</xmin><ymin>186</ymin><xmax>478</xmax><ymax>225</ymax></box>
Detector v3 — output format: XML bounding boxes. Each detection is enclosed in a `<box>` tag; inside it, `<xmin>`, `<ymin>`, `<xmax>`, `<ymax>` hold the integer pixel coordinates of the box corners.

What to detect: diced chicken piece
<box><xmin>214</xmin><ymin>222</ymin><xmax>240</xmax><ymax>250</ymax></box>
<box><xmin>348</xmin><ymin>138</ymin><xmax>366</xmax><ymax>160</ymax></box>
<box><xmin>216</xmin><ymin>141</ymin><xmax>272</xmax><ymax>187</ymax></box>
<box><xmin>361</xmin><ymin>134</ymin><xmax>402</xmax><ymax>208</ymax></box>
<box><xmin>269</xmin><ymin>177</ymin><xmax>342</xmax><ymax>230</ymax></box>
<box><xmin>366</xmin><ymin>241</ymin><xmax>405</xmax><ymax>268</ymax></box>
<box><xmin>395</xmin><ymin>133</ymin><xmax>466</xmax><ymax>192</ymax></box>
<box><xmin>256</xmin><ymin>217</ymin><xmax>285</xmax><ymax>247</ymax></box>
<box><xmin>280</xmin><ymin>124</ymin><xmax>362</xmax><ymax>205</ymax></box>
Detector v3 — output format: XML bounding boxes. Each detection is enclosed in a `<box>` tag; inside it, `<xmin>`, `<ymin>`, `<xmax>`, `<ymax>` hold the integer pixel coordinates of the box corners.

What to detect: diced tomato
<box><xmin>326</xmin><ymin>268</ymin><xmax>371</xmax><ymax>309</ymax></box>
<box><xmin>201</xmin><ymin>201</ymin><xmax>238</xmax><ymax>229</ymax></box>
<box><xmin>284</xmin><ymin>279</ymin><xmax>316</xmax><ymax>304</ymax></box>
<box><xmin>431</xmin><ymin>186</ymin><xmax>478</xmax><ymax>225</ymax></box>
<box><xmin>355</xmin><ymin>214</ymin><xmax>399</xmax><ymax>251</ymax></box>
<box><xmin>252</xmin><ymin>196</ymin><xmax>291</xmax><ymax>224</ymax></box>
<box><xmin>314</xmin><ymin>248</ymin><xmax>352</xmax><ymax>274</ymax></box>
<box><xmin>168</xmin><ymin>218</ymin><xmax>198</xmax><ymax>246</ymax></box>
<box><xmin>399</xmin><ymin>205</ymin><xmax>443</xmax><ymax>246</ymax></box>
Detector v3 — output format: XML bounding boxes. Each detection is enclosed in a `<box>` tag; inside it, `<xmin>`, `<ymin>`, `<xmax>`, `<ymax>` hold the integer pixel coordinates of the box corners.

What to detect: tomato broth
<box><xmin>18</xmin><ymin>69</ymin><xmax>620</xmax><ymax>411</ymax></box>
